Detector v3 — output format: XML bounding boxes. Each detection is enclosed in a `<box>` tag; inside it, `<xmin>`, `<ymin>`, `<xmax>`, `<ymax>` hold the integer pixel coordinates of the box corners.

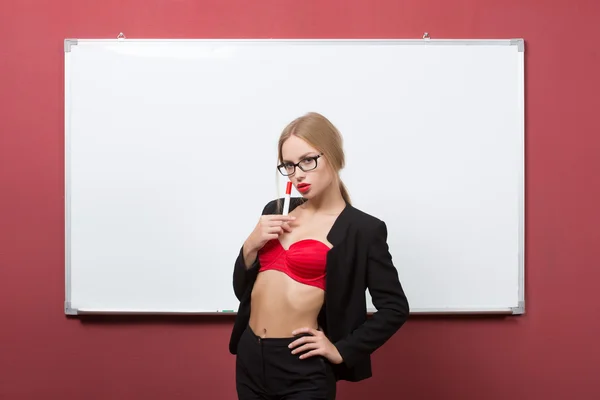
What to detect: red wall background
<box><xmin>1</xmin><ymin>0</ymin><xmax>599</xmax><ymax>398</ymax></box>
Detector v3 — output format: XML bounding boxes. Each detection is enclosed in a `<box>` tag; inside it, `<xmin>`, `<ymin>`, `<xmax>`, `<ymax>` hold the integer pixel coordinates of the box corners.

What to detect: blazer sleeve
<box><xmin>334</xmin><ymin>220</ymin><xmax>410</xmax><ymax>367</ymax></box>
<box><xmin>232</xmin><ymin>199</ymin><xmax>277</xmax><ymax>301</ymax></box>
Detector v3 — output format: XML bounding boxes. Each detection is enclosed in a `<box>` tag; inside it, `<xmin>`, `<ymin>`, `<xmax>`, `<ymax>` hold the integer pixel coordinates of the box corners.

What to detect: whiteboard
<box><xmin>64</xmin><ymin>39</ymin><xmax>525</xmax><ymax>316</ymax></box>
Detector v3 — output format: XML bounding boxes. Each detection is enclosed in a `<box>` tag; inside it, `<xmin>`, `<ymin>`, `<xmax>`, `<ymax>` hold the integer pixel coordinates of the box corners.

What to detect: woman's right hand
<box><xmin>242</xmin><ymin>215</ymin><xmax>296</xmax><ymax>268</ymax></box>
<box><xmin>246</xmin><ymin>215</ymin><xmax>296</xmax><ymax>252</ymax></box>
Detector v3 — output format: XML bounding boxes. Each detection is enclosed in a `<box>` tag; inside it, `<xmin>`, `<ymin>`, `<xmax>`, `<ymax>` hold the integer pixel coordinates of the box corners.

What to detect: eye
<box><xmin>300</xmin><ymin>158</ymin><xmax>313</xmax><ymax>165</ymax></box>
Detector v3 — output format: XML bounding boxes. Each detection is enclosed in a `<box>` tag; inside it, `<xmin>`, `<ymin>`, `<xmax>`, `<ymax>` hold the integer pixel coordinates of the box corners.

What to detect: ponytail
<box><xmin>339</xmin><ymin>180</ymin><xmax>351</xmax><ymax>205</ymax></box>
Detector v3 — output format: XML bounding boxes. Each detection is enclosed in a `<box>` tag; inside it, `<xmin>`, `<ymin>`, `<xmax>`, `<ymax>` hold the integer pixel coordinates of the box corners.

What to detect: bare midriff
<box><xmin>249</xmin><ymin>270</ymin><xmax>324</xmax><ymax>338</ymax></box>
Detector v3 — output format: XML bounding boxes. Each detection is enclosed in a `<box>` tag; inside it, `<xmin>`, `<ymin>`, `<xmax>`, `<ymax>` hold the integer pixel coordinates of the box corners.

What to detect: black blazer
<box><xmin>229</xmin><ymin>197</ymin><xmax>409</xmax><ymax>382</ymax></box>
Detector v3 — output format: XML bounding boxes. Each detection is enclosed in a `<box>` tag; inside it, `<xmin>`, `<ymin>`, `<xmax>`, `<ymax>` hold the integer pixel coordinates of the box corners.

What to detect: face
<box><xmin>280</xmin><ymin>135</ymin><xmax>335</xmax><ymax>199</ymax></box>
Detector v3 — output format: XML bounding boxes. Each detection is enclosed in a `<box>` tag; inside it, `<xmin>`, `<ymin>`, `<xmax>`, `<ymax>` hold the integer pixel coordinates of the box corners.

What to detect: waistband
<box><xmin>244</xmin><ymin>325</ymin><xmax>311</xmax><ymax>347</ymax></box>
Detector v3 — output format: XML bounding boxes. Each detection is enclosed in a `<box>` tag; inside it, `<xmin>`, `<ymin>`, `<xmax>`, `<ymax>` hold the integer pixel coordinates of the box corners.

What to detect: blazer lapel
<box><xmin>326</xmin><ymin>202</ymin><xmax>352</xmax><ymax>247</ymax></box>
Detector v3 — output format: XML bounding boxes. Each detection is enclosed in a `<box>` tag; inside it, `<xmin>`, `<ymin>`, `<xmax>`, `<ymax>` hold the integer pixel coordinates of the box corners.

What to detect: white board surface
<box><xmin>64</xmin><ymin>39</ymin><xmax>525</xmax><ymax>315</ymax></box>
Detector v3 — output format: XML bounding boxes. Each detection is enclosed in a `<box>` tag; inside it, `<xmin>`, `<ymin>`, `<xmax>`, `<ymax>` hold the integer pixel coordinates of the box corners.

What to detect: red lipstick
<box><xmin>297</xmin><ymin>183</ymin><xmax>311</xmax><ymax>193</ymax></box>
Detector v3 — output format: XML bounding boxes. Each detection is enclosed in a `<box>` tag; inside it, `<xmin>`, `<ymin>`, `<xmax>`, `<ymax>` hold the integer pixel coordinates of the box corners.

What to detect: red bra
<box><xmin>258</xmin><ymin>238</ymin><xmax>330</xmax><ymax>290</ymax></box>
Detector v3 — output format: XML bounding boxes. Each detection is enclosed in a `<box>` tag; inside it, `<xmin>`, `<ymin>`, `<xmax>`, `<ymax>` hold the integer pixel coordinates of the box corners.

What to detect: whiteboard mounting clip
<box><xmin>423</xmin><ymin>32</ymin><xmax>431</xmax><ymax>40</ymax></box>
<box><xmin>117</xmin><ymin>32</ymin><xmax>126</xmax><ymax>41</ymax></box>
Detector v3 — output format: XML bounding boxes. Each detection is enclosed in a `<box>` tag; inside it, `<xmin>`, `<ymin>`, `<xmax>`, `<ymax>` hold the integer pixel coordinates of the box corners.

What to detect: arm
<box><xmin>232</xmin><ymin>200</ymin><xmax>276</xmax><ymax>301</ymax></box>
<box><xmin>334</xmin><ymin>220</ymin><xmax>410</xmax><ymax>367</ymax></box>
<box><xmin>232</xmin><ymin>243</ymin><xmax>261</xmax><ymax>301</ymax></box>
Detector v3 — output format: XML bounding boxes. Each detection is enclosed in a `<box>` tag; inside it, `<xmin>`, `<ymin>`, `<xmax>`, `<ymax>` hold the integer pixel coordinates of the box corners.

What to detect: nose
<box><xmin>294</xmin><ymin>168</ymin><xmax>307</xmax><ymax>181</ymax></box>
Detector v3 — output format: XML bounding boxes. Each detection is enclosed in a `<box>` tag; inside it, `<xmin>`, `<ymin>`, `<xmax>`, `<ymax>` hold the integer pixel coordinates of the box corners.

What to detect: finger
<box><xmin>268</xmin><ymin>215</ymin><xmax>296</xmax><ymax>222</ymax></box>
<box><xmin>291</xmin><ymin>342</ymin><xmax>319</xmax><ymax>355</ymax></box>
<box><xmin>288</xmin><ymin>335</ymin><xmax>317</xmax><ymax>349</ymax></box>
<box><xmin>299</xmin><ymin>349</ymin><xmax>322</xmax><ymax>360</ymax></box>
<box><xmin>267</xmin><ymin>220</ymin><xmax>291</xmax><ymax>230</ymax></box>
<box><xmin>291</xmin><ymin>327</ymin><xmax>319</xmax><ymax>336</ymax></box>
<box><xmin>266</xmin><ymin>226</ymin><xmax>284</xmax><ymax>234</ymax></box>
<box><xmin>265</xmin><ymin>233</ymin><xmax>279</xmax><ymax>241</ymax></box>
<box><xmin>281</xmin><ymin>222</ymin><xmax>292</xmax><ymax>232</ymax></box>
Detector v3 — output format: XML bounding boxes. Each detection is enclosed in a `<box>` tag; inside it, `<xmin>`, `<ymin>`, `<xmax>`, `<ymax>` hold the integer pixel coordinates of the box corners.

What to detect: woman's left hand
<box><xmin>289</xmin><ymin>327</ymin><xmax>344</xmax><ymax>365</ymax></box>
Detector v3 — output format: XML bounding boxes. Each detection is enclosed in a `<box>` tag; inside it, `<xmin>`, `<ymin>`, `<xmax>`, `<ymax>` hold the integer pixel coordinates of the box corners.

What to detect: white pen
<box><xmin>282</xmin><ymin>181</ymin><xmax>292</xmax><ymax>215</ymax></box>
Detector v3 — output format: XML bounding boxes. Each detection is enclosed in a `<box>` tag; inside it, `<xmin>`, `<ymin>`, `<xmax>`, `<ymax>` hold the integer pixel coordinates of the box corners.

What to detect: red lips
<box><xmin>297</xmin><ymin>183</ymin><xmax>311</xmax><ymax>192</ymax></box>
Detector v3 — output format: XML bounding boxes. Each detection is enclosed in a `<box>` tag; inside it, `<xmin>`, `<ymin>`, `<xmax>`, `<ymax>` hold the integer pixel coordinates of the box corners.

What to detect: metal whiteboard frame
<box><xmin>63</xmin><ymin>38</ymin><xmax>525</xmax><ymax>316</ymax></box>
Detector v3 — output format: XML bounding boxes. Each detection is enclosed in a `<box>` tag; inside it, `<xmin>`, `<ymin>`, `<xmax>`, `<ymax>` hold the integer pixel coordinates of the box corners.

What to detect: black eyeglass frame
<box><xmin>277</xmin><ymin>153</ymin><xmax>323</xmax><ymax>176</ymax></box>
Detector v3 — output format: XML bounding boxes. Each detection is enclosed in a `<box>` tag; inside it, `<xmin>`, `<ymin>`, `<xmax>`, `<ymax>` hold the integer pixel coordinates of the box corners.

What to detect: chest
<box><xmin>278</xmin><ymin>212</ymin><xmax>338</xmax><ymax>250</ymax></box>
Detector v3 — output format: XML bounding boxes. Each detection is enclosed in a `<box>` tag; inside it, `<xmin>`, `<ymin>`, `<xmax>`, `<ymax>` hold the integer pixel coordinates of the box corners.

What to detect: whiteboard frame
<box><xmin>63</xmin><ymin>38</ymin><xmax>525</xmax><ymax>316</ymax></box>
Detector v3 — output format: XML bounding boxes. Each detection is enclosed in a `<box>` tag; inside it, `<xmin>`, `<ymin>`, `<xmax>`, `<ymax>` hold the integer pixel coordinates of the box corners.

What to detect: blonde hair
<box><xmin>277</xmin><ymin>112</ymin><xmax>351</xmax><ymax>205</ymax></box>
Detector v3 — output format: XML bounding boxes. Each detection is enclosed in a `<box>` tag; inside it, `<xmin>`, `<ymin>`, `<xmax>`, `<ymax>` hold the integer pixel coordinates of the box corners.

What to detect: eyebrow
<box><xmin>282</xmin><ymin>152</ymin><xmax>317</xmax><ymax>163</ymax></box>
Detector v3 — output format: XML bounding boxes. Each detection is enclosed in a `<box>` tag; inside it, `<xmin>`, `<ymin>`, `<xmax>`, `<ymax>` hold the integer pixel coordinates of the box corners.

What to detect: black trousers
<box><xmin>236</xmin><ymin>325</ymin><xmax>337</xmax><ymax>400</ymax></box>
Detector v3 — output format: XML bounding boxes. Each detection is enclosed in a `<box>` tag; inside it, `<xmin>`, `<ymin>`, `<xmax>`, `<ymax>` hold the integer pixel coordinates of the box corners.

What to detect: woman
<box><xmin>229</xmin><ymin>112</ymin><xmax>409</xmax><ymax>400</ymax></box>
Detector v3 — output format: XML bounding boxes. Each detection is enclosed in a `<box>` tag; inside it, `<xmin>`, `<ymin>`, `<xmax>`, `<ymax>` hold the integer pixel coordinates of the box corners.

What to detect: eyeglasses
<box><xmin>277</xmin><ymin>154</ymin><xmax>323</xmax><ymax>176</ymax></box>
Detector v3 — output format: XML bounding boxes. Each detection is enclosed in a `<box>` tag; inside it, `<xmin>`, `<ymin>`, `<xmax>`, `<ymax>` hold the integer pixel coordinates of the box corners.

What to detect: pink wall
<box><xmin>1</xmin><ymin>0</ymin><xmax>599</xmax><ymax>398</ymax></box>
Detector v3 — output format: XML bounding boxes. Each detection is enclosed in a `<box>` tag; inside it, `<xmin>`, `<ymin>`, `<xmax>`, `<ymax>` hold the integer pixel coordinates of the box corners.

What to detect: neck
<box><xmin>302</xmin><ymin>182</ymin><xmax>346</xmax><ymax>214</ymax></box>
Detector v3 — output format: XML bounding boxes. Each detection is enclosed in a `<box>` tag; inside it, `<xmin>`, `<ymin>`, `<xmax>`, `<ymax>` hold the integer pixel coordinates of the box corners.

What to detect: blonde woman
<box><xmin>230</xmin><ymin>112</ymin><xmax>409</xmax><ymax>400</ymax></box>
